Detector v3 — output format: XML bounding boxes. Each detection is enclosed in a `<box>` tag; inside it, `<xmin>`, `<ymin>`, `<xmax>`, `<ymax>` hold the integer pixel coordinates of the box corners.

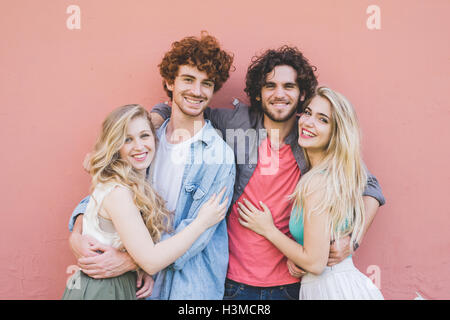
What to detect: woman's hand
<box><xmin>237</xmin><ymin>199</ymin><xmax>275</xmax><ymax>238</ymax></box>
<box><xmin>136</xmin><ymin>270</ymin><xmax>154</xmax><ymax>299</ymax></box>
<box><xmin>196</xmin><ymin>187</ymin><xmax>228</xmax><ymax>229</ymax></box>
<box><xmin>286</xmin><ymin>259</ymin><xmax>307</xmax><ymax>278</ymax></box>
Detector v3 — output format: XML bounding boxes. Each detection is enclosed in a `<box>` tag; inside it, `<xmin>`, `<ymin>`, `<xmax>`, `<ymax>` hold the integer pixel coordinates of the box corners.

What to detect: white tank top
<box><xmin>82</xmin><ymin>182</ymin><xmax>124</xmax><ymax>250</ymax></box>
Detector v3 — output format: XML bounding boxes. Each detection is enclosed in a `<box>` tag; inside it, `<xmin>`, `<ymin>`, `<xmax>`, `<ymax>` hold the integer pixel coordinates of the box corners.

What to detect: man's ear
<box><xmin>299</xmin><ymin>92</ymin><xmax>306</xmax><ymax>102</ymax></box>
<box><xmin>165</xmin><ymin>80</ymin><xmax>174</xmax><ymax>92</ymax></box>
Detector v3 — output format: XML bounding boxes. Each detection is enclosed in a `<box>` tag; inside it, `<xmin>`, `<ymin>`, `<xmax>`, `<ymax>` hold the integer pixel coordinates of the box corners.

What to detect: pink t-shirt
<box><xmin>227</xmin><ymin>138</ymin><xmax>301</xmax><ymax>287</ymax></box>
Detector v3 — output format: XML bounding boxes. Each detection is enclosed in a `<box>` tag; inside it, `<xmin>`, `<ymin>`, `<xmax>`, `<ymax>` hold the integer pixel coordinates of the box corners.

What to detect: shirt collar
<box><xmin>157</xmin><ymin>118</ymin><xmax>215</xmax><ymax>147</ymax></box>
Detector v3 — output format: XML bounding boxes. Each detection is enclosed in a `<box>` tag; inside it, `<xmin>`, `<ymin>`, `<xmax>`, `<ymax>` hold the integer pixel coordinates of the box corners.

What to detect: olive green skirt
<box><xmin>62</xmin><ymin>270</ymin><xmax>137</xmax><ymax>300</ymax></box>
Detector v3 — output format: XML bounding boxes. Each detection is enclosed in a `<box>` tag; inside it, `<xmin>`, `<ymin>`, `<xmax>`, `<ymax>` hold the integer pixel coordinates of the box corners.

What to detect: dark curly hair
<box><xmin>159</xmin><ymin>32</ymin><xmax>234</xmax><ymax>99</ymax></box>
<box><xmin>245</xmin><ymin>46</ymin><xmax>318</xmax><ymax>112</ymax></box>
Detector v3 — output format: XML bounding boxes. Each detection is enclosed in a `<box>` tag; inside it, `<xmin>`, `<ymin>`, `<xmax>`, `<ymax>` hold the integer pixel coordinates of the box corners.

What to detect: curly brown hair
<box><xmin>245</xmin><ymin>46</ymin><xmax>318</xmax><ymax>113</ymax></box>
<box><xmin>159</xmin><ymin>32</ymin><xmax>234</xmax><ymax>99</ymax></box>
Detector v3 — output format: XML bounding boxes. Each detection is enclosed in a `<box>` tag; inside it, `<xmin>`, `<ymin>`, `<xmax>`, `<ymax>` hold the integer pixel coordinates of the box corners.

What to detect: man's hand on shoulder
<box><xmin>150</xmin><ymin>110</ymin><xmax>167</xmax><ymax>129</ymax></box>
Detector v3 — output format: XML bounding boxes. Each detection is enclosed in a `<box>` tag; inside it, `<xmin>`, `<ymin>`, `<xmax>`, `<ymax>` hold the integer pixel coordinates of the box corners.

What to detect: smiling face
<box><xmin>166</xmin><ymin>64</ymin><xmax>215</xmax><ymax>118</ymax></box>
<box><xmin>260</xmin><ymin>65</ymin><xmax>301</xmax><ymax>123</ymax></box>
<box><xmin>298</xmin><ymin>95</ymin><xmax>333</xmax><ymax>152</ymax></box>
<box><xmin>119</xmin><ymin>116</ymin><xmax>156</xmax><ymax>174</ymax></box>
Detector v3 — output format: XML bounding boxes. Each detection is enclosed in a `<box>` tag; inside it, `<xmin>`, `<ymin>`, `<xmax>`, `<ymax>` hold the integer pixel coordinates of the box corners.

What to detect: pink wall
<box><xmin>1</xmin><ymin>0</ymin><xmax>449</xmax><ymax>299</ymax></box>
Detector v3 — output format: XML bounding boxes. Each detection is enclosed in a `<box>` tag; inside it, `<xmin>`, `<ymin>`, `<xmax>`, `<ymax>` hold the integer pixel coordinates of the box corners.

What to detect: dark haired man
<box><xmin>67</xmin><ymin>33</ymin><xmax>236</xmax><ymax>300</ymax></box>
<box><xmin>152</xmin><ymin>46</ymin><xmax>385</xmax><ymax>300</ymax></box>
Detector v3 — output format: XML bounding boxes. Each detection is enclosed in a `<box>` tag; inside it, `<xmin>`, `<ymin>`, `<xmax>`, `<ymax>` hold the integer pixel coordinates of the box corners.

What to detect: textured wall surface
<box><xmin>0</xmin><ymin>0</ymin><xmax>449</xmax><ymax>299</ymax></box>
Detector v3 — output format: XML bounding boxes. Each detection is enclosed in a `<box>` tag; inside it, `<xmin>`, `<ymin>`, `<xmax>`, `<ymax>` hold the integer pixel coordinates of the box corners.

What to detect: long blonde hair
<box><xmin>89</xmin><ymin>104</ymin><xmax>172</xmax><ymax>243</ymax></box>
<box><xmin>292</xmin><ymin>87</ymin><xmax>367</xmax><ymax>246</ymax></box>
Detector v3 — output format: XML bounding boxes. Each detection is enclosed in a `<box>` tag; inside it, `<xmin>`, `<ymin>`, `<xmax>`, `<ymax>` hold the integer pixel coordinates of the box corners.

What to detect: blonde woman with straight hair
<box><xmin>63</xmin><ymin>104</ymin><xmax>228</xmax><ymax>300</ymax></box>
<box><xmin>238</xmin><ymin>87</ymin><xmax>383</xmax><ymax>299</ymax></box>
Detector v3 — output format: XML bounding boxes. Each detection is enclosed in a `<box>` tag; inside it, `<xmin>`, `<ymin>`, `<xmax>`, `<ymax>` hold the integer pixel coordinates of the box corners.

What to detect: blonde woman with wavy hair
<box><xmin>63</xmin><ymin>104</ymin><xmax>228</xmax><ymax>300</ymax></box>
<box><xmin>238</xmin><ymin>87</ymin><xmax>383</xmax><ymax>299</ymax></box>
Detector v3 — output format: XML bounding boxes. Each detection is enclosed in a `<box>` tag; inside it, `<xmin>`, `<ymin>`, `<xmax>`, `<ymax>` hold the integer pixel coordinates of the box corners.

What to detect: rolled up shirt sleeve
<box><xmin>151</xmin><ymin>103</ymin><xmax>172</xmax><ymax>121</ymax></box>
<box><xmin>363</xmin><ymin>169</ymin><xmax>386</xmax><ymax>206</ymax></box>
<box><xmin>68</xmin><ymin>195</ymin><xmax>90</xmax><ymax>231</ymax></box>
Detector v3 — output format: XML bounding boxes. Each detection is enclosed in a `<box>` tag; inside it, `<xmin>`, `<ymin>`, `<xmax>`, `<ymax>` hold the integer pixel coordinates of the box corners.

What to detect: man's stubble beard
<box><xmin>261</xmin><ymin>103</ymin><xmax>298</xmax><ymax>123</ymax></box>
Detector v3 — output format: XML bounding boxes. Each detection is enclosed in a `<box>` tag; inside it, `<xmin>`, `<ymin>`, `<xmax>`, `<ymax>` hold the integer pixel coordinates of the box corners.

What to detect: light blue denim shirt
<box><xmin>68</xmin><ymin>119</ymin><xmax>236</xmax><ymax>300</ymax></box>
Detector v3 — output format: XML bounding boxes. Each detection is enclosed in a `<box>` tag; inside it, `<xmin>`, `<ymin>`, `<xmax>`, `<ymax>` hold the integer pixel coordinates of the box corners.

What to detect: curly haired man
<box><xmin>68</xmin><ymin>32</ymin><xmax>236</xmax><ymax>300</ymax></box>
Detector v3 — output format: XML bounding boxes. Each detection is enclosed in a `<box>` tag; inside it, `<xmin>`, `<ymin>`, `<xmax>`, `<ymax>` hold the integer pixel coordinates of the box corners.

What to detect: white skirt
<box><xmin>299</xmin><ymin>256</ymin><xmax>384</xmax><ymax>300</ymax></box>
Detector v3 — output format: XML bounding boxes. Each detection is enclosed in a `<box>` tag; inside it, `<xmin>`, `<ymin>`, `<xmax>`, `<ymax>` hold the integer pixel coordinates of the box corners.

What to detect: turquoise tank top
<box><xmin>289</xmin><ymin>206</ymin><xmax>305</xmax><ymax>245</ymax></box>
<box><xmin>289</xmin><ymin>206</ymin><xmax>352</xmax><ymax>256</ymax></box>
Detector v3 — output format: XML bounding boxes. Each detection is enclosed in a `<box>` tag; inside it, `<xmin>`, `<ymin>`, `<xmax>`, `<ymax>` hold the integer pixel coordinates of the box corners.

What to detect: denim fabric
<box><xmin>69</xmin><ymin>195</ymin><xmax>90</xmax><ymax>231</ymax></box>
<box><xmin>223</xmin><ymin>278</ymin><xmax>300</xmax><ymax>300</ymax></box>
<box><xmin>150</xmin><ymin>119</ymin><xmax>236</xmax><ymax>299</ymax></box>
<box><xmin>152</xmin><ymin>102</ymin><xmax>386</xmax><ymax>207</ymax></box>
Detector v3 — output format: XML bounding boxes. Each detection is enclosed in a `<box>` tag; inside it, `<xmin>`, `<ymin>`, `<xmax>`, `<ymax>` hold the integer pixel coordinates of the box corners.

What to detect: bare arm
<box><xmin>327</xmin><ymin>195</ymin><xmax>380</xmax><ymax>266</ymax></box>
<box><xmin>360</xmin><ymin>196</ymin><xmax>380</xmax><ymax>241</ymax></box>
<box><xmin>70</xmin><ymin>213</ymin><xmax>138</xmax><ymax>278</ymax></box>
<box><xmin>69</xmin><ymin>214</ymin><xmax>87</xmax><ymax>259</ymax></box>
<box><xmin>238</xmin><ymin>191</ymin><xmax>330</xmax><ymax>275</ymax></box>
<box><xmin>103</xmin><ymin>186</ymin><xmax>227</xmax><ymax>275</ymax></box>
<box><xmin>266</xmin><ymin>206</ymin><xmax>330</xmax><ymax>275</ymax></box>
<box><xmin>71</xmin><ymin>208</ymin><xmax>156</xmax><ymax>298</ymax></box>
<box><xmin>286</xmin><ymin>259</ymin><xmax>307</xmax><ymax>278</ymax></box>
